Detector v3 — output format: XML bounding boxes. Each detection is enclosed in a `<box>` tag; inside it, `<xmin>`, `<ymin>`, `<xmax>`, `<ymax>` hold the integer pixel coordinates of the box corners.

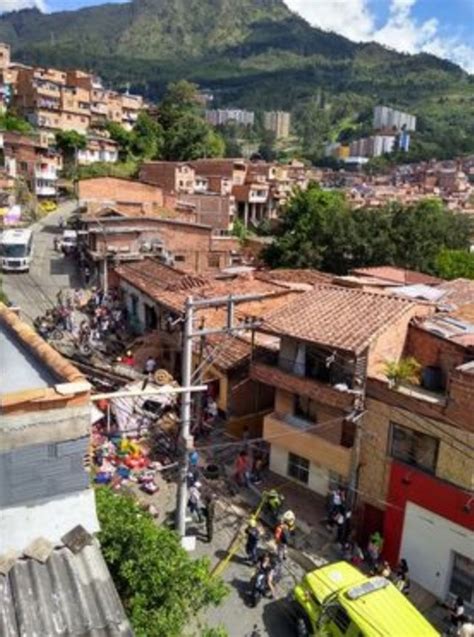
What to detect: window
<box><xmin>208</xmin><ymin>254</ymin><xmax>220</xmax><ymax>268</ymax></box>
<box><xmin>294</xmin><ymin>395</ymin><xmax>318</xmax><ymax>422</ymax></box>
<box><xmin>450</xmin><ymin>552</ymin><xmax>474</xmax><ymax>606</ymax></box>
<box><xmin>287</xmin><ymin>452</ymin><xmax>309</xmax><ymax>484</ymax></box>
<box><xmin>325</xmin><ymin>605</ymin><xmax>351</xmax><ymax>634</ymax></box>
<box><xmin>390</xmin><ymin>423</ymin><xmax>438</xmax><ymax>473</ymax></box>
<box><xmin>175</xmin><ymin>255</ymin><xmax>186</xmax><ymax>263</ymax></box>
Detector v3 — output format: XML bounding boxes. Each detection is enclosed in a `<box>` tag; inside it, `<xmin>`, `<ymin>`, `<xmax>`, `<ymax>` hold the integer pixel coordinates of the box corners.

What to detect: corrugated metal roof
<box><xmin>0</xmin><ymin>536</ymin><xmax>133</xmax><ymax>637</ymax></box>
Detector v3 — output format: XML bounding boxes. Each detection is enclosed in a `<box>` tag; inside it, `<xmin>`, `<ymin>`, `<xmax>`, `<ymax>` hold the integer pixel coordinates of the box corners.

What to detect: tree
<box><xmin>106</xmin><ymin>121</ymin><xmax>133</xmax><ymax>159</ymax></box>
<box><xmin>55</xmin><ymin>130</ymin><xmax>87</xmax><ymax>173</ymax></box>
<box><xmin>258</xmin><ymin>130</ymin><xmax>277</xmax><ymax>162</ymax></box>
<box><xmin>164</xmin><ymin>113</ymin><xmax>224</xmax><ymax>161</ymax></box>
<box><xmin>436</xmin><ymin>249</ymin><xmax>474</xmax><ymax>280</ymax></box>
<box><xmin>131</xmin><ymin>111</ymin><xmax>164</xmax><ymax>159</ymax></box>
<box><xmin>158</xmin><ymin>81</ymin><xmax>225</xmax><ymax>161</ymax></box>
<box><xmin>265</xmin><ymin>187</ymin><xmax>472</xmax><ymax>276</ymax></box>
<box><xmin>159</xmin><ymin>80</ymin><xmax>202</xmax><ymax>130</ymax></box>
<box><xmin>96</xmin><ymin>488</ymin><xmax>227</xmax><ymax>637</ymax></box>
<box><xmin>389</xmin><ymin>199</ymin><xmax>470</xmax><ymax>275</ymax></box>
<box><xmin>264</xmin><ymin>184</ymin><xmax>356</xmax><ymax>274</ymax></box>
<box><xmin>0</xmin><ymin>111</ymin><xmax>32</xmax><ymax>133</ymax></box>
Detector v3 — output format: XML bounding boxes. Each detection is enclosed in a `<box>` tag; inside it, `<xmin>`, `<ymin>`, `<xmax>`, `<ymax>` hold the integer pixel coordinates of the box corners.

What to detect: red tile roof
<box><xmin>261</xmin><ymin>285</ymin><xmax>424</xmax><ymax>354</ymax></box>
<box><xmin>351</xmin><ymin>266</ymin><xmax>442</xmax><ymax>286</ymax></box>
<box><xmin>256</xmin><ymin>269</ymin><xmax>332</xmax><ymax>287</ymax></box>
<box><xmin>116</xmin><ymin>259</ymin><xmax>296</xmax><ymax>316</ymax></box>
<box><xmin>199</xmin><ymin>334</ymin><xmax>252</xmax><ymax>371</ymax></box>
<box><xmin>116</xmin><ymin>259</ymin><xmax>208</xmax><ymax>312</ymax></box>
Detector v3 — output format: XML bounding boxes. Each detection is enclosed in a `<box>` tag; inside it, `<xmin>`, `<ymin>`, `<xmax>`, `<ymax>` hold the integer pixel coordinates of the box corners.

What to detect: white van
<box><xmin>0</xmin><ymin>228</ymin><xmax>34</xmax><ymax>272</ymax></box>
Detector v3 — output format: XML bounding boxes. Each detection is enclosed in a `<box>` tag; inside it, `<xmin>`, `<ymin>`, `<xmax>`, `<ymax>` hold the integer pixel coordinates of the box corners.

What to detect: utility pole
<box><xmin>176</xmin><ymin>296</ymin><xmax>194</xmax><ymax>538</ymax></box>
<box><xmin>175</xmin><ymin>292</ymin><xmax>269</xmax><ymax>538</ymax></box>
<box><xmin>347</xmin><ymin>409</ymin><xmax>366</xmax><ymax>510</ymax></box>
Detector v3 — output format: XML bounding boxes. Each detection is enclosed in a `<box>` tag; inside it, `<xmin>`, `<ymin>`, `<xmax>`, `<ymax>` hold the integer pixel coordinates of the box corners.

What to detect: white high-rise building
<box><xmin>373</xmin><ymin>106</ymin><xmax>416</xmax><ymax>132</ymax></box>
<box><xmin>263</xmin><ymin>111</ymin><xmax>291</xmax><ymax>139</ymax></box>
<box><xmin>205</xmin><ymin>109</ymin><xmax>255</xmax><ymax>127</ymax></box>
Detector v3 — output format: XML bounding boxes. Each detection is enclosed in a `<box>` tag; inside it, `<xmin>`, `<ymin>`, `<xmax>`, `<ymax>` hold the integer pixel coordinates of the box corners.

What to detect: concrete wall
<box><xmin>0</xmin><ymin>403</ymin><xmax>90</xmax><ymax>451</ymax></box>
<box><xmin>0</xmin><ymin>403</ymin><xmax>92</xmax><ymax>509</ymax></box>
<box><xmin>0</xmin><ymin>437</ymin><xmax>89</xmax><ymax>507</ymax></box>
<box><xmin>264</xmin><ymin>412</ymin><xmax>352</xmax><ymax>481</ymax></box>
<box><xmin>269</xmin><ymin>442</ymin><xmax>332</xmax><ymax>496</ymax></box>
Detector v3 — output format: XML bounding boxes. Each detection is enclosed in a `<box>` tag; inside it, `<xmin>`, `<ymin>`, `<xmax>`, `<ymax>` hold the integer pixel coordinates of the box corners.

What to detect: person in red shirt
<box><xmin>123</xmin><ymin>350</ymin><xmax>135</xmax><ymax>366</ymax></box>
<box><xmin>234</xmin><ymin>451</ymin><xmax>250</xmax><ymax>487</ymax></box>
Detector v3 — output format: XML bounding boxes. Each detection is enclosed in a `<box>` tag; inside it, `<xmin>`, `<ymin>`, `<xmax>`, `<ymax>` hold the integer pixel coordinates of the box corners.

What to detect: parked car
<box><xmin>292</xmin><ymin>561</ymin><xmax>440</xmax><ymax>637</ymax></box>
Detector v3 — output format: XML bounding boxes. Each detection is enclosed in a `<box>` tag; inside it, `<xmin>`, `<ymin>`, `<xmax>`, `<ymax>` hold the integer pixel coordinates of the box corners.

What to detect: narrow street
<box><xmin>2</xmin><ymin>201</ymin><xmax>80</xmax><ymax>322</ymax></box>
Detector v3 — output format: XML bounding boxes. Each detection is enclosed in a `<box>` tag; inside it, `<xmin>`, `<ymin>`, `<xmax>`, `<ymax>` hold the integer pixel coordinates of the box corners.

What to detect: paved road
<box><xmin>3</xmin><ymin>201</ymin><xmax>80</xmax><ymax>322</ymax></box>
<box><xmin>192</xmin><ymin>501</ymin><xmax>306</xmax><ymax>637</ymax></box>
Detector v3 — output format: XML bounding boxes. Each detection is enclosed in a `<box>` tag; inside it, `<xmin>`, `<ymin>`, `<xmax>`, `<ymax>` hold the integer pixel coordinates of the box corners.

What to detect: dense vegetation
<box><xmin>106</xmin><ymin>81</ymin><xmax>224</xmax><ymax>162</ymax></box>
<box><xmin>96</xmin><ymin>488</ymin><xmax>227</xmax><ymax>637</ymax></box>
<box><xmin>0</xmin><ymin>111</ymin><xmax>32</xmax><ymax>133</ymax></box>
<box><xmin>1</xmin><ymin>0</ymin><xmax>473</xmax><ymax>160</ymax></box>
<box><xmin>264</xmin><ymin>184</ymin><xmax>472</xmax><ymax>277</ymax></box>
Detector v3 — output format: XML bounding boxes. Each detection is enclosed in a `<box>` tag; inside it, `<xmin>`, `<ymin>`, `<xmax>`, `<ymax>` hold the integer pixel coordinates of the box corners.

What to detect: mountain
<box><xmin>1</xmin><ymin>0</ymin><xmax>473</xmax><ymax>158</ymax></box>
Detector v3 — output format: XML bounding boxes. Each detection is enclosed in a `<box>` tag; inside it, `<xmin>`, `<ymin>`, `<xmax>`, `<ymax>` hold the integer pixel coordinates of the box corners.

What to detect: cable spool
<box><xmin>153</xmin><ymin>368</ymin><xmax>174</xmax><ymax>386</ymax></box>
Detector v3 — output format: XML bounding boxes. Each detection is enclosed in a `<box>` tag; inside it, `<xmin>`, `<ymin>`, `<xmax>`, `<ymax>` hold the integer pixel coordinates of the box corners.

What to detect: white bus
<box><xmin>0</xmin><ymin>228</ymin><xmax>34</xmax><ymax>272</ymax></box>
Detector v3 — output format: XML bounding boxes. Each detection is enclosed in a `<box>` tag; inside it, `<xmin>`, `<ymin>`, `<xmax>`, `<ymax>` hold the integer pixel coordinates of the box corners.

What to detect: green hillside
<box><xmin>1</xmin><ymin>0</ymin><xmax>473</xmax><ymax>159</ymax></box>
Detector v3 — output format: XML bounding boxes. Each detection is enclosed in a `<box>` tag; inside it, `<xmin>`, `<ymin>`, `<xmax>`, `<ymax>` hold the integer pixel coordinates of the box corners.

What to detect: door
<box><xmin>400</xmin><ymin>502</ymin><xmax>474</xmax><ymax>600</ymax></box>
<box><xmin>449</xmin><ymin>552</ymin><xmax>474</xmax><ymax>611</ymax></box>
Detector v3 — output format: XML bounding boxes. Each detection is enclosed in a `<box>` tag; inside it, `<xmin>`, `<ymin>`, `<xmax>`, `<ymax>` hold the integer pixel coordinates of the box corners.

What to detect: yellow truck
<box><xmin>293</xmin><ymin>561</ymin><xmax>440</xmax><ymax>637</ymax></box>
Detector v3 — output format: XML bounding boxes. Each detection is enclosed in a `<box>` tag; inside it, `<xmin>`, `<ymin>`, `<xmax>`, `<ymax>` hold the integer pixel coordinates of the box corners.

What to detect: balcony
<box><xmin>35</xmin><ymin>83</ymin><xmax>60</xmax><ymax>98</ymax></box>
<box><xmin>263</xmin><ymin>411</ymin><xmax>352</xmax><ymax>479</ymax></box>
<box><xmin>250</xmin><ymin>355</ymin><xmax>355</xmax><ymax>411</ymax></box>
<box><xmin>35</xmin><ymin>181</ymin><xmax>56</xmax><ymax>196</ymax></box>
<box><xmin>35</xmin><ymin>165</ymin><xmax>57</xmax><ymax>180</ymax></box>
<box><xmin>37</xmin><ymin>98</ymin><xmax>60</xmax><ymax>111</ymax></box>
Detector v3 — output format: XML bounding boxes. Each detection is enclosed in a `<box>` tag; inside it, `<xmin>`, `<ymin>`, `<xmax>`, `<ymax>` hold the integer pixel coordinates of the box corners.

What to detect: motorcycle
<box><xmin>34</xmin><ymin>317</ymin><xmax>64</xmax><ymax>341</ymax></box>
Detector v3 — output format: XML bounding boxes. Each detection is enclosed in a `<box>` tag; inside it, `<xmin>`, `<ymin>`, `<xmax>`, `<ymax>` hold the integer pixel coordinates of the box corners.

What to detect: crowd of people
<box><xmin>35</xmin><ymin>286</ymin><xmax>129</xmax><ymax>355</ymax></box>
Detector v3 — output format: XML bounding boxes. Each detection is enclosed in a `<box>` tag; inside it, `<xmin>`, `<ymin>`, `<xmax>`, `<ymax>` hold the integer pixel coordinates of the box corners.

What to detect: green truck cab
<box><xmin>293</xmin><ymin>561</ymin><xmax>440</xmax><ymax>637</ymax></box>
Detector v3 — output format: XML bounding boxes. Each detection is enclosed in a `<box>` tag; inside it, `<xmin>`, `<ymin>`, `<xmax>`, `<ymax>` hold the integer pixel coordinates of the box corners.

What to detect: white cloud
<box><xmin>0</xmin><ymin>0</ymin><xmax>46</xmax><ymax>12</ymax></box>
<box><xmin>286</xmin><ymin>0</ymin><xmax>375</xmax><ymax>41</ymax></box>
<box><xmin>286</xmin><ymin>0</ymin><xmax>474</xmax><ymax>73</ymax></box>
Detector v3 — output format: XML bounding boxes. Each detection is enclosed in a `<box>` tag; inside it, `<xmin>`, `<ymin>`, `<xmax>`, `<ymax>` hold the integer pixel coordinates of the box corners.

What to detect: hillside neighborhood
<box><xmin>0</xmin><ymin>7</ymin><xmax>473</xmax><ymax>637</ymax></box>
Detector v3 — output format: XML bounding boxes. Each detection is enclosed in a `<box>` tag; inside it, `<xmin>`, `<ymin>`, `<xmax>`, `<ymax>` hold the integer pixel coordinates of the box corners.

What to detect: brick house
<box><xmin>81</xmin><ymin>212</ymin><xmax>235</xmax><ymax>285</ymax></box>
<box><xmin>3</xmin><ymin>43</ymin><xmax>143</xmax><ymax>134</ymax></box>
<box><xmin>250</xmin><ymin>286</ymin><xmax>431</xmax><ymax>497</ymax></box>
<box><xmin>1</xmin><ymin>130</ymin><xmax>60</xmax><ymax>197</ymax></box>
<box><xmin>189</xmin><ymin>159</ymin><xmax>248</xmax><ymax>186</ymax></box>
<box><xmin>77</xmin><ymin>177</ymin><xmax>167</xmax><ymax>215</ymax></box>
<box><xmin>116</xmin><ymin>263</ymin><xmax>298</xmax><ymax>375</ymax></box>
<box><xmin>0</xmin><ymin>304</ymin><xmax>98</xmax><ymax>552</ymax></box>
<box><xmin>76</xmin><ymin>136</ymin><xmax>119</xmax><ymax>165</ymax></box>
<box><xmin>358</xmin><ymin>297</ymin><xmax>474</xmax><ymax>606</ymax></box>
<box><xmin>177</xmin><ymin>192</ymin><xmax>236</xmax><ymax>230</ymax></box>
<box><xmin>139</xmin><ymin>161</ymin><xmax>196</xmax><ymax>194</ymax></box>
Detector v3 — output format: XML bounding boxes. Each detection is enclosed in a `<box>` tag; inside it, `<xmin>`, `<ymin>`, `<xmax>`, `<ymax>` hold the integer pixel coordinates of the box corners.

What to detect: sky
<box><xmin>1</xmin><ymin>0</ymin><xmax>473</xmax><ymax>73</ymax></box>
